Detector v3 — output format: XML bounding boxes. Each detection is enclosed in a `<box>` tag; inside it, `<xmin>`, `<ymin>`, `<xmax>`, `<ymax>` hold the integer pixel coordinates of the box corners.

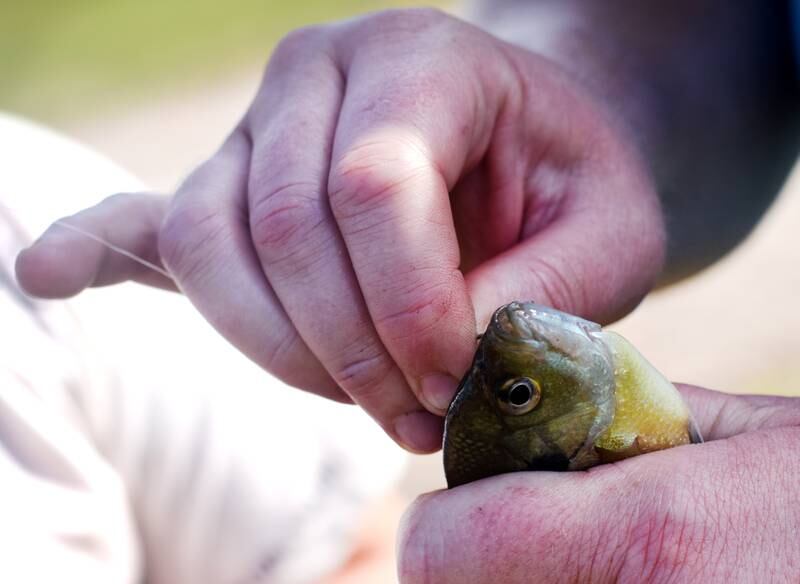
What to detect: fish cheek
<box><xmin>496</xmin><ymin>424</ymin><xmax>571</xmax><ymax>471</ymax></box>
<box><xmin>517</xmin><ymin>366</ymin><xmax>579</xmax><ymax>424</ymax></box>
<box><xmin>516</xmin><ymin>370</ymin><xmax>601</xmax><ymax>463</ymax></box>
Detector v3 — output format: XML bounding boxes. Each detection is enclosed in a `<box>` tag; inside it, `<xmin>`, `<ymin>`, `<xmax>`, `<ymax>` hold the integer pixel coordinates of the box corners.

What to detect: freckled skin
<box><xmin>443</xmin><ymin>301</ymin><xmax>698</xmax><ymax>488</ymax></box>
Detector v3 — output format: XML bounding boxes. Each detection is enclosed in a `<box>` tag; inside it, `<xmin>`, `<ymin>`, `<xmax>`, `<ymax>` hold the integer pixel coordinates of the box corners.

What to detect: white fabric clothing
<box><xmin>0</xmin><ymin>113</ymin><xmax>406</xmax><ymax>584</ymax></box>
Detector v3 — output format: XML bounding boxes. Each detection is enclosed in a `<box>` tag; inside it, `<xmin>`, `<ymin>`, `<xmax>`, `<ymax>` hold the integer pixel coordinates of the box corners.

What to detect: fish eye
<box><xmin>497</xmin><ymin>377</ymin><xmax>541</xmax><ymax>415</ymax></box>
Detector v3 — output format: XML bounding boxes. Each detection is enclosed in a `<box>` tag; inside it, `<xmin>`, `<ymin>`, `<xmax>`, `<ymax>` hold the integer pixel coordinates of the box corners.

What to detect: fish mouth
<box><xmin>491</xmin><ymin>301</ymin><xmax>601</xmax><ymax>343</ymax></box>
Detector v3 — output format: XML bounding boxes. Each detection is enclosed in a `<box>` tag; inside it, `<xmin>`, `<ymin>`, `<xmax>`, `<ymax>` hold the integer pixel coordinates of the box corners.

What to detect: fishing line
<box><xmin>54</xmin><ymin>220</ymin><xmax>173</xmax><ymax>280</ymax></box>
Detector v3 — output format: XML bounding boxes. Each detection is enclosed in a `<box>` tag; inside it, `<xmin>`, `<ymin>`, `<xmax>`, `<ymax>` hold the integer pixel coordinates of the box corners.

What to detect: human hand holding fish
<box><xmin>15</xmin><ymin>9</ymin><xmax>667</xmax><ymax>453</ymax></box>
<box><xmin>401</xmin><ymin>383</ymin><xmax>800</xmax><ymax>582</ymax></box>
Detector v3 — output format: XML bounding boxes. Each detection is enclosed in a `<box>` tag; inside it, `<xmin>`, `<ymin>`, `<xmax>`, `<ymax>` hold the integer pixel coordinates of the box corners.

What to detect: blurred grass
<box><xmin>0</xmin><ymin>0</ymin><xmax>435</xmax><ymax>122</ymax></box>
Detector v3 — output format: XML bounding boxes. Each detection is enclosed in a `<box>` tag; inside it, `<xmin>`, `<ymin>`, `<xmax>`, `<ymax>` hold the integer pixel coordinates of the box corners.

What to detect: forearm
<box><xmin>467</xmin><ymin>0</ymin><xmax>800</xmax><ymax>282</ymax></box>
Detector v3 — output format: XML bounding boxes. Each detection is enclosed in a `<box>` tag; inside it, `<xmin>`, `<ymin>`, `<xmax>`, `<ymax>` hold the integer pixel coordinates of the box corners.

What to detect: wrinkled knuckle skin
<box><xmin>374</xmin><ymin>276</ymin><xmax>457</xmax><ymax>345</ymax></box>
<box><xmin>158</xmin><ymin>204</ymin><xmax>227</xmax><ymax>283</ymax></box>
<box><xmin>331</xmin><ymin>350</ymin><xmax>394</xmax><ymax>402</ymax></box>
<box><xmin>261</xmin><ymin>327</ymin><xmax>309</xmax><ymax>381</ymax></box>
<box><xmin>249</xmin><ymin>182</ymin><xmax>326</xmax><ymax>262</ymax></box>
<box><xmin>329</xmin><ymin>139</ymin><xmax>429</xmax><ymax>223</ymax></box>
<box><xmin>328</xmin><ymin>147</ymin><xmax>400</xmax><ymax>221</ymax></box>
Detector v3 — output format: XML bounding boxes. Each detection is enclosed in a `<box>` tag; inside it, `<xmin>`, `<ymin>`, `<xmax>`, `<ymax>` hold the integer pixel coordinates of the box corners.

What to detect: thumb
<box><xmin>398</xmin><ymin>385</ymin><xmax>800</xmax><ymax>583</ymax></box>
<box><xmin>675</xmin><ymin>383</ymin><xmax>800</xmax><ymax>440</ymax></box>
<box><xmin>465</xmin><ymin>128</ymin><xmax>665</xmax><ymax>328</ymax></box>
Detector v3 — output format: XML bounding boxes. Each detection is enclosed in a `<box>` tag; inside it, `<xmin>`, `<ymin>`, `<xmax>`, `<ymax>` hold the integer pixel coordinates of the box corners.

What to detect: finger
<box><xmin>465</xmin><ymin>190</ymin><xmax>664</xmax><ymax>329</ymax></box>
<box><xmin>16</xmin><ymin>193</ymin><xmax>175</xmax><ymax>298</ymax></box>
<box><xmin>676</xmin><ymin>383</ymin><xmax>800</xmax><ymax>441</ymax></box>
<box><xmin>159</xmin><ymin>129</ymin><xmax>348</xmax><ymax>402</ymax></box>
<box><xmin>463</xmin><ymin>106</ymin><xmax>665</xmax><ymax>328</ymax></box>
<box><xmin>399</xmin><ymin>387</ymin><xmax>800</xmax><ymax>583</ymax></box>
<box><xmin>327</xmin><ymin>12</ymin><xmax>507</xmax><ymax>416</ymax></box>
<box><xmin>245</xmin><ymin>28</ymin><xmax>439</xmax><ymax>450</ymax></box>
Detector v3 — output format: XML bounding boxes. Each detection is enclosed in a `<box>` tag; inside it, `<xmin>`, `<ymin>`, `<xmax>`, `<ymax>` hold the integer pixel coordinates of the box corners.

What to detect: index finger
<box><xmin>327</xmin><ymin>13</ymin><xmax>509</xmax><ymax>415</ymax></box>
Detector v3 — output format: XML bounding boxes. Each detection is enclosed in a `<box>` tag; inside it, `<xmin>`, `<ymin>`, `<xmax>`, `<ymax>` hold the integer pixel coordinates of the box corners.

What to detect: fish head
<box><xmin>443</xmin><ymin>301</ymin><xmax>616</xmax><ymax>487</ymax></box>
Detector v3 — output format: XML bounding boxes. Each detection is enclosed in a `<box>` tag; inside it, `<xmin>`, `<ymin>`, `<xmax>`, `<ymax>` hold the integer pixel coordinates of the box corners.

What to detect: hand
<box><xmin>398</xmin><ymin>384</ymin><xmax>800</xmax><ymax>582</ymax></box>
<box><xmin>16</xmin><ymin>8</ymin><xmax>664</xmax><ymax>452</ymax></box>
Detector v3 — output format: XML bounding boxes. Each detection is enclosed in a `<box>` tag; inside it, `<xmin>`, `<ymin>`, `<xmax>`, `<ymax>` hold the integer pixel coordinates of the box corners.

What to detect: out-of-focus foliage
<box><xmin>0</xmin><ymin>0</ymin><xmax>433</xmax><ymax>120</ymax></box>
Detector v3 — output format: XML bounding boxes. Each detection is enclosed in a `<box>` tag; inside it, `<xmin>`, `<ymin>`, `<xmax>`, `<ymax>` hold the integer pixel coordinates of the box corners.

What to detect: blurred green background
<box><xmin>0</xmin><ymin>0</ymin><xmax>432</xmax><ymax>121</ymax></box>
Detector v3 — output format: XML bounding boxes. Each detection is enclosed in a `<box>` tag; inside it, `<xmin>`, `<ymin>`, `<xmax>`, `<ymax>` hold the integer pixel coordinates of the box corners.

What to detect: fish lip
<box><xmin>487</xmin><ymin>301</ymin><xmax>536</xmax><ymax>344</ymax></box>
<box><xmin>489</xmin><ymin>301</ymin><xmax>601</xmax><ymax>344</ymax></box>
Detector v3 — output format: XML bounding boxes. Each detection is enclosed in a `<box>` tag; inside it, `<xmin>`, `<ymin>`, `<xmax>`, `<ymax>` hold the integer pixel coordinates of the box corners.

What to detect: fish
<box><xmin>443</xmin><ymin>301</ymin><xmax>702</xmax><ymax>488</ymax></box>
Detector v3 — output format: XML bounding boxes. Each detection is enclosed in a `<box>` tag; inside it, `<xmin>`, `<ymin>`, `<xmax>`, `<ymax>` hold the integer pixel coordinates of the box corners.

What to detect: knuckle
<box><xmin>373</xmin><ymin>272</ymin><xmax>457</xmax><ymax>342</ymax></box>
<box><xmin>331</xmin><ymin>349</ymin><xmax>395</xmax><ymax>401</ymax></box>
<box><xmin>261</xmin><ymin>326</ymin><xmax>308</xmax><ymax>377</ymax></box>
<box><xmin>254</xmin><ymin>325</ymin><xmax>338</xmax><ymax>396</ymax></box>
<box><xmin>328</xmin><ymin>144</ymin><xmax>397</xmax><ymax>217</ymax></box>
<box><xmin>158</xmin><ymin>203</ymin><xmax>227</xmax><ymax>282</ymax></box>
<box><xmin>249</xmin><ymin>181</ymin><xmax>326</xmax><ymax>258</ymax></box>
<box><xmin>262</xmin><ymin>25</ymin><xmax>333</xmax><ymax>85</ymax></box>
<box><xmin>272</xmin><ymin>25</ymin><xmax>327</xmax><ymax>60</ymax></box>
<box><xmin>329</xmin><ymin>137</ymin><xmax>433</xmax><ymax>222</ymax></box>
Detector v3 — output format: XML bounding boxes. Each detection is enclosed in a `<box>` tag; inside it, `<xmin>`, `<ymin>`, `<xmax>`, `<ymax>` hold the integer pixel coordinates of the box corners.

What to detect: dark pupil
<box><xmin>508</xmin><ymin>382</ymin><xmax>533</xmax><ymax>407</ymax></box>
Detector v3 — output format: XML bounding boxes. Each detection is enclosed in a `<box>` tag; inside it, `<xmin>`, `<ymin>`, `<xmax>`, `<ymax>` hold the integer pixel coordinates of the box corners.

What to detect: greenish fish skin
<box><xmin>443</xmin><ymin>301</ymin><xmax>700</xmax><ymax>489</ymax></box>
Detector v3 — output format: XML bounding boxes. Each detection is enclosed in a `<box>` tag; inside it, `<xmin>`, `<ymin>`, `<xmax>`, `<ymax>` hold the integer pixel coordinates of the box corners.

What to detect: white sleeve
<box><xmin>0</xmin><ymin>216</ymin><xmax>141</xmax><ymax>584</ymax></box>
<box><xmin>0</xmin><ymin>371</ymin><xmax>141</xmax><ymax>584</ymax></box>
<box><xmin>1</xmin><ymin>112</ymin><xmax>408</xmax><ymax>584</ymax></box>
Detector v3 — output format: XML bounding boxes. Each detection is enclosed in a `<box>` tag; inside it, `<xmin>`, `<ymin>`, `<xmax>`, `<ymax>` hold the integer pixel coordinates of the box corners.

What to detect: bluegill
<box><xmin>443</xmin><ymin>301</ymin><xmax>701</xmax><ymax>488</ymax></box>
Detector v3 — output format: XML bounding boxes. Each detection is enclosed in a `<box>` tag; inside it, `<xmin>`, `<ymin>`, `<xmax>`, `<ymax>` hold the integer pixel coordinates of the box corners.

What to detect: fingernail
<box><xmin>420</xmin><ymin>374</ymin><xmax>459</xmax><ymax>414</ymax></box>
<box><xmin>393</xmin><ymin>411</ymin><xmax>444</xmax><ymax>454</ymax></box>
